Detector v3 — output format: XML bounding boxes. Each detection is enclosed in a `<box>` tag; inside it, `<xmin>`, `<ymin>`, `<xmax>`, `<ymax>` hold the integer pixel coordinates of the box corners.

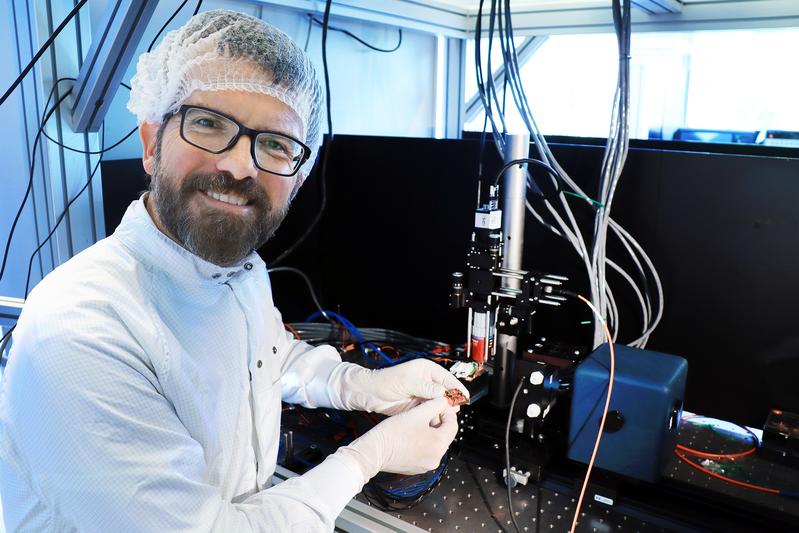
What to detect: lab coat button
<box><xmin>272</xmin><ymin>346</ymin><xmax>277</xmax><ymax>354</ymax></box>
<box><xmin>257</xmin><ymin>360</ymin><xmax>263</xmax><ymax>368</ymax></box>
<box><xmin>244</xmin><ymin>262</ymin><xmax>253</xmax><ymax>271</ymax></box>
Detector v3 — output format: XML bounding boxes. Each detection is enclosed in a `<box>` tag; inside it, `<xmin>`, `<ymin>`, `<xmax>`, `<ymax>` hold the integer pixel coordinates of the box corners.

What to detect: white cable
<box><xmin>607</xmin><ymin>258</ymin><xmax>648</xmax><ymax>340</ymax></box>
<box><xmin>483</xmin><ymin>0</ymin><xmax>658</xmax><ymax>349</ymax></box>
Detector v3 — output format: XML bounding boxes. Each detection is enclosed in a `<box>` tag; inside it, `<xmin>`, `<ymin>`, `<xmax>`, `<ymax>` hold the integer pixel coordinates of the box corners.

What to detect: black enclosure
<box><xmin>102</xmin><ymin>136</ymin><xmax>799</xmax><ymax>428</ymax></box>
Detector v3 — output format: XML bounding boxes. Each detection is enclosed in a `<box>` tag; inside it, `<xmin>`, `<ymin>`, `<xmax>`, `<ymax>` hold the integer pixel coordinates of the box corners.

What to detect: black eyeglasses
<box><xmin>170</xmin><ymin>104</ymin><xmax>311</xmax><ymax>177</ymax></box>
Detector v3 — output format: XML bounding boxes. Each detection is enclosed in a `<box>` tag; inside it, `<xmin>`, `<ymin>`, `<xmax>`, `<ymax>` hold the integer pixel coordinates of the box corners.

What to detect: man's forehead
<box><xmin>183</xmin><ymin>89</ymin><xmax>303</xmax><ymax>138</ymax></box>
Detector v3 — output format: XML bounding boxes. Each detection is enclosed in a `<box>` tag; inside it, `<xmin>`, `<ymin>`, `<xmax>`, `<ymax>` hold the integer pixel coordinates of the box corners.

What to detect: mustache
<box><xmin>182</xmin><ymin>172</ymin><xmax>269</xmax><ymax>207</ymax></box>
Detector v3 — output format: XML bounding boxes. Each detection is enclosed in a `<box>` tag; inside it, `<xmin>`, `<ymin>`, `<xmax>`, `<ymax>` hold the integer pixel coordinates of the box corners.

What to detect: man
<box><xmin>0</xmin><ymin>10</ymin><xmax>466</xmax><ymax>532</ymax></box>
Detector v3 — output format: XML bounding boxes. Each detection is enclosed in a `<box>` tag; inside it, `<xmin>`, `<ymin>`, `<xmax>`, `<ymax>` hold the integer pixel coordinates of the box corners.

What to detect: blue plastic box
<box><xmin>567</xmin><ymin>343</ymin><xmax>688</xmax><ymax>483</ymax></box>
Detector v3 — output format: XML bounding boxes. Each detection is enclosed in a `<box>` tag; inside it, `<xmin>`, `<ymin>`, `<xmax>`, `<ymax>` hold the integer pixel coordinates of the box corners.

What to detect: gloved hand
<box><xmin>335</xmin><ymin>397</ymin><xmax>459</xmax><ymax>483</ymax></box>
<box><xmin>330</xmin><ymin>359</ymin><xmax>470</xmax><ymax>416</ymax></box>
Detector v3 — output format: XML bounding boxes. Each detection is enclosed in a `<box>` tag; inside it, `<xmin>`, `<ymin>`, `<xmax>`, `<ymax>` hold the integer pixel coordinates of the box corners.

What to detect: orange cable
<box><xmin>675</xmin><ymin>415</ymin><xmax>759</xmax><ymax>459</ymax></box>
<box><xmin>284</xmin><ymin>323</ymin><xmax>301</xmax><ymax>340</ymax></box>
<box><xmin>676</xmin><ymin>443</ymin><xmax>756</xmax><ymax>460</ymax></box>
<box><xmin>674</xmin><ymin>449</ymin><xmax>779</xmax><ymax>495</ymax></box>
<box><xmin>570</xmin><ymin>295</ymin><xmax>615</xmax><ymax>533</ymax></box>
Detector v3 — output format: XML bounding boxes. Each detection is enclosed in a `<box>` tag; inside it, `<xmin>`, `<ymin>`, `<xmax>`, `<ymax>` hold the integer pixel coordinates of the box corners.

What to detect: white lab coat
<box><xmin>0</xmin><ymin>197</ymin><xmax>364</xmax><ymax>532</ymax></box>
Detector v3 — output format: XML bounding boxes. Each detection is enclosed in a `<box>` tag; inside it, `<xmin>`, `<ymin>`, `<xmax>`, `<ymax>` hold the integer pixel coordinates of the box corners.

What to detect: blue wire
<box><xmin>379</xmin><ymin>454</ymin><xmax>448</xmax><ymax>498</ymax></box>
<box><xmin>306</xmin><ymin>310</ymin><xmax>432</xmax><ymax>366</ymax></box>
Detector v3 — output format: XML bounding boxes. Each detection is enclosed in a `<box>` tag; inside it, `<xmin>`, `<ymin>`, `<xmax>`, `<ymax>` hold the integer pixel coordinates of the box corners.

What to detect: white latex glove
<box><xmin>331</xmin><ymin>359</ymin><xmax>470</xmax><ymax>416</ymax></box>
<box><xmin>335</xmin><ymin>397</ymin><xmax>459</xmax><ymax>483</ymax></box>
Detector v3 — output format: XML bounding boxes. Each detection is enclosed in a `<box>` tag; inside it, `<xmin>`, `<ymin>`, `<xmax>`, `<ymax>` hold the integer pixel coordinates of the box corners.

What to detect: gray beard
<box><xmin>149</xmin><ymin>168</ymin><xmax>289</xmax><ymax>267</ymax></box>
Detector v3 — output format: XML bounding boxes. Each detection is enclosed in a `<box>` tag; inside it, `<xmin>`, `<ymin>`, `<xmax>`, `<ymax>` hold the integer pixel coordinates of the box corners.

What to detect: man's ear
<box><xmin>139</xmin><ymin>121</ymin><xmax>161</xmax><ymax>175</ymax></box>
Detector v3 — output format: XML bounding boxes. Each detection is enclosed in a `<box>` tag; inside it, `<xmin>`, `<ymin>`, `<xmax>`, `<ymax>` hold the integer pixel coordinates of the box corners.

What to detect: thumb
<box><xmin>410</xmin><ymin>397</ymin><xmax>454</xmax><ymax>425</ymax></box>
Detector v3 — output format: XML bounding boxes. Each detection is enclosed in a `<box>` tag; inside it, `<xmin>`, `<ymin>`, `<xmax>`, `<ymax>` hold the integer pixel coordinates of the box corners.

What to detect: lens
<box><xmin>182</xmin><ymin>107</ymin><xmax>239</xmax><ymax>152</ymax></box>
<box><xmin>254</xmin><ymin>133</ymin><xmax>305</xmax><ymax>175</ymax></box>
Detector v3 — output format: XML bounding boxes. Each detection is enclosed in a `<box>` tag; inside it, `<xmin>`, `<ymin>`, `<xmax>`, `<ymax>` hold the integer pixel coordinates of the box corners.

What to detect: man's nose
<box><xmin>216</xmin><ymin>135</ymin><xmax>258</xmax><ymax>180</ymax></box>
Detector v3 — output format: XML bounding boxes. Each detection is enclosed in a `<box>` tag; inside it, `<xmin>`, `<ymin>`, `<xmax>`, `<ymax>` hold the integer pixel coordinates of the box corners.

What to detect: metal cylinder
<box><xmin>450</xmin><ymin>272</ymin><xmax>465</xmax><ymax>308</ymax></box>
<box><xmin>501</xmin><ymin>133</ymin><xmax>530</xmax><ymax>283</ymax></box>
<box><xmin>491</xmin><ymin>133</ymin><xmax>530</xmax><ymax>407</ymax></box>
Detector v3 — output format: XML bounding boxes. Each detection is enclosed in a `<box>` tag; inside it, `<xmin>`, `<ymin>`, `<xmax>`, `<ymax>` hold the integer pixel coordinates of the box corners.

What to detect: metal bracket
<box><xmin>68</xmin><ymin>0</ymin><xmax>158</xmax><ymax>133</ymax></box>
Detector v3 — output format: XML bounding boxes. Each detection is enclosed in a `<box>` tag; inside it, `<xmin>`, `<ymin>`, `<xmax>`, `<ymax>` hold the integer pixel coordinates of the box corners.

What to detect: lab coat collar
<box><xmin>113</xmin><ymin>194</ymin><xmax>265</xmax><ymax>285</ymax></box>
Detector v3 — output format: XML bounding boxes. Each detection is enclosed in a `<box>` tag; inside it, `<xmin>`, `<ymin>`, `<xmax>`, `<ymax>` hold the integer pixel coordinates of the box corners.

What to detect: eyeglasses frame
<box><xmin>170</xmin><ymin>104</ymin><xmax>311</xmax><ymax>177</ymax></box>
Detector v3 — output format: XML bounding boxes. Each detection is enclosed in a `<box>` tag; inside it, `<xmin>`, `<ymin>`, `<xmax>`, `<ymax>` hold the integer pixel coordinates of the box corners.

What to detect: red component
<box><xmin>470</xmin><ymin>336</ymin><xmax>493</xmax><ymax>363</ymax></box>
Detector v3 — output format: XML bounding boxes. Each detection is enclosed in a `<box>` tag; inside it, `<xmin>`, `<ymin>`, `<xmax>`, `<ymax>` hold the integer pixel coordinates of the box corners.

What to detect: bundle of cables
<box><xmin>298</xmin><ymin>311</ymin><xmax>456</xmax><ymax>368</ymax></box>
<box><xmin>474</xmin><ymin>0</ymin><xmax>663</xmax><ymax>349</ymax></box>
<box><xmin>363</xmin><ymin>453</ymin><xmax>450</xmax><ymax>511</ymax></box>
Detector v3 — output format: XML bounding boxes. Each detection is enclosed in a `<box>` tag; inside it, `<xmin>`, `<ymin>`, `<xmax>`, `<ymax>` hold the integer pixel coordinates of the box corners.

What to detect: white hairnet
<box><xmin>127</xmin><ymin>9</ymin><xmax>323</xmax><ymax>178</ymax></box>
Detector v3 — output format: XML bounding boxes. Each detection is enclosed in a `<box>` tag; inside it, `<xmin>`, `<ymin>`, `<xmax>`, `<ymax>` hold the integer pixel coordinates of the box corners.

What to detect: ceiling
<box><xmin>255</xmin><ymin>1</ymin><xmax>799</xmax><ymax>38</ymax></box>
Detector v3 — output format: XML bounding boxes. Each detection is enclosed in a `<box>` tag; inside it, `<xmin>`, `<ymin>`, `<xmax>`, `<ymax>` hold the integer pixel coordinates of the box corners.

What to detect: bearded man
<box><xmin>0</xmin><ymin>10</ymin><xmax>465</xmax><ymax>532</ymax></box>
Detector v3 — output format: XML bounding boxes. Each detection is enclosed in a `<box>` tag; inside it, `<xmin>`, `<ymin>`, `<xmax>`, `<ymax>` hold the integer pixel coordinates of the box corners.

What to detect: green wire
<box><xmin>580</xmin><ymin>317</ymin><xmax>607</xmax><ymax>325</ymax></box>
<box><xmin>563</xmin><ymin>190</ymin><xmax>605</xmax><ymax>208</ymax></box>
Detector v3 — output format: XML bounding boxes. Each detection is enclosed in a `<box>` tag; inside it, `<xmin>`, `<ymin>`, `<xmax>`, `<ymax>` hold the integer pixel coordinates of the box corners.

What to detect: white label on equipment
<box><xmin>594</xmin><ymin>494</ymin><xmax>614</xmax><ymax>506</ymax></box>
<box><xmin>475</xmin><ymin>210</ymin><xmax>502</xmax><ymax>229</ymax></box>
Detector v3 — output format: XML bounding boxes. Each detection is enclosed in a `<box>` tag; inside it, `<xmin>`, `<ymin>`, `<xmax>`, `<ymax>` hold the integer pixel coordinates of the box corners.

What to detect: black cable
<box><xmin>267</xmin><ymin>267</ymin><xmax>330</xmax><ymax>322</ymax></box>
<box><xmin>0</xmin><ymin>324</ymin><xmax>16</xmax><ymax>368</ymax></box>
<box><xmin>147</xmin><ymin>0</ymin><xmax>191</xmax><ymax>53</ymax></box>
<box><xmin>505</xmin><ymin>378</ymin><xmax>526</xmax><ymax>533</ymax></box>
<box><xmin>33</xmin><ymin>76</ymin><xmax>137</xmax><ymax>154</ymax></box>
<box><xmin>0</xmin><ymin>86</ymin><xmax>72</xmax><ymax>283</ymax></box>
<box><xmin>41</xmin><ymin>126</ymin><xmax>137</xmax><ymax>156</ymax></box>
<box><xmin>0</xmin><ymin>0</ymin><xmax>88</xmax><ymax>108</ymax></box>
<box><xmin>321</xmin><ymin>0</ymin><xmax>333</xmax><ymax>140</ymax></box>
<box><xmin>493</xmin><ymin>157</ymin><xmax>561</xmax><ymax>194</ymax></box>
<box><xmin>268</xmin><ymin>139</ymin><xmax>330</xmax><ymax>266</ymax></box>
<box><xmin>270</xmin><ymin>1</ymin><xmax>333</xmax><ymax>266</ymax></box>
<box><xmin>310</xmin><ymin>17</ymin><xmax>402</xmax><ymax>53</ymax></box>
<box><xmin>6</xmin><ymin>112</ymin><xmax>107</xmax><ymax>368</ymax></box>
<box><xmin>484</xmin><ymin>0</ymin><xmax>509</xmax><ymax>138</ymax></box>
<box><xmin>192</xmin><ymin>0</ymin><xmax>203</xmax><ymax>16</ymax></box>
<box><xmin>24</xmin><ymin>124</ymin><xmax>105</xmax><ymax>297</ymax></box>
<box><xmin>474</xmin><ymin>0</ymin><xmax>504</xmax><ymax>149</ymax></box>
<box><xmin>0</xmin><ymin>80</ymin><xmax>73</xmax><ymax>367</ymax></box>
<box><xmin>303</xmin><ymin>12</ymin><xmax>313</xmax><ymax>52</ymax></box>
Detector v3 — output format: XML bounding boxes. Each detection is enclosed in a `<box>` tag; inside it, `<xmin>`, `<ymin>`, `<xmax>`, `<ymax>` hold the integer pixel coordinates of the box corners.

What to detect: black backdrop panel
<box><xmin>101</xmin><ymin>136</ymin><xmax>799</xmax><ymax>427</ymax></box>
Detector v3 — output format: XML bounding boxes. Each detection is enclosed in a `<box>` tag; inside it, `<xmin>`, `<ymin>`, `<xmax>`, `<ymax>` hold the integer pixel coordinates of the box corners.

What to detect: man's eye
<box><xmin>261</xmin><ymin>138</ymin><xmax>289</xmax><ymax>153</ymax></box>
<box><xmin>193</xmin><ymin>117</ymin><xmax>220</xmax><ymax>129</ymax></box>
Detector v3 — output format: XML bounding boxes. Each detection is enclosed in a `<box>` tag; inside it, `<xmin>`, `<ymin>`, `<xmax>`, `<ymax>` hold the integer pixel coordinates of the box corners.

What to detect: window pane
<box><xmin>464</xmin><ymin>28</ymin><xmax>799</xmax><ymax>144</ymax></box>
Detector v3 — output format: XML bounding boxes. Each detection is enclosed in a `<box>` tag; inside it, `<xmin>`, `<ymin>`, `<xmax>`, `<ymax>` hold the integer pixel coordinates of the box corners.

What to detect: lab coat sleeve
<box><xmin>1</xmin><ymin>311</ymin><xmax>363</xmax><ymax>532</ymax></box>
<box><xmin>273</xmin><ymin>306</ymin><xmax>362</xmax><ymax>409</ymax></box>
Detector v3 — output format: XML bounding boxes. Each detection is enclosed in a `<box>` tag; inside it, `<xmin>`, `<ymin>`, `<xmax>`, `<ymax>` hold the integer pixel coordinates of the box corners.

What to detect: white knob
<box><xmin>526</xmin><ymin>403</ymin><xmax>542</xmax><ymax>418</ymax></box>
<box><xmin>529</xmin><ymin>371</ymin><xmax>545</xmax><ymax>386</ymax></box>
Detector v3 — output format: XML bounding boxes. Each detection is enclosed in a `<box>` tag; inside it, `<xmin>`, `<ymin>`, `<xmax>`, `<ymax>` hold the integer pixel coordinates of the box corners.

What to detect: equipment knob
<box><xmin>526</xmin><ymin>403</ymin><xmax>542</xmax><ymax>418</ymax></box>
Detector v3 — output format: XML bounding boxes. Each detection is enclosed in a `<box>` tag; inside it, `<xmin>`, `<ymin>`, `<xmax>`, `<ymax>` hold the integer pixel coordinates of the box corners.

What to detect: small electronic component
<box><xmin>761</xmin><ymin>409</ymin><xmax>799</xmax><ymax>467</ymax></box>
<box><xmin>449</xmin><ymin>361</ymin><xmax>478</xmax><ymax>379</ymax></box>
<box><xmin>445</xmin><ymin>388</ymin><xmax>469</xmax><ymax>407</ymax></box>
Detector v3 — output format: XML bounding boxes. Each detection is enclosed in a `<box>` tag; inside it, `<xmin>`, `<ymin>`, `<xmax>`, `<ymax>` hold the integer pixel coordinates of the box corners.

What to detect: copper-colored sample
<box><xmin>445</xmin><ymin>388</ymin><xmax>468</xmax><ymax>407</ymax></box>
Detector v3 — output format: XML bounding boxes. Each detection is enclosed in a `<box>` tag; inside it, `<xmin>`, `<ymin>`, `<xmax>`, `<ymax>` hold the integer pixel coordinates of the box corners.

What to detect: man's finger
<box><xmin>412</xmin><ymin>381</ymin><xmax>447</xmax><ymax>401</ymax></box>
<box><xmin>429</xmin><ymin>366</ymin><xmax>470</xmax><ymax>399</ymax></box>
<box><xmin>437</xmin><ymin>408</ymin><xmax>459</xmax><ymax>442</ymax></box>
<box><xmin>413</xmin><ymin>396</ymin><xmax>453</xmax><ymax>419</ymax></box>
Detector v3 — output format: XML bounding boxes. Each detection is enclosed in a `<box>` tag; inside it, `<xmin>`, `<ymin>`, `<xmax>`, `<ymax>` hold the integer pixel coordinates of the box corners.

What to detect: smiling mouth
<box><xmin>200</xmin><ymin>189</ymin><xmax>251</xmax><ymax>208</ymax></box>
